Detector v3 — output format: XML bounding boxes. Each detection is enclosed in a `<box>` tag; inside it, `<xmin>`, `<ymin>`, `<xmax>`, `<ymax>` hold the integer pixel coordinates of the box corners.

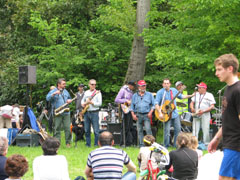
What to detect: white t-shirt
<box><xmin>0</xmin><ymin>105</ymin><xmax>13</xmax><ymax>116</ymax></box>
<box><xmin>12</xmin><ymin>107</ymin><xmax>20</xmax><ymax>123</ymax></box>
<box><xmin>33</xmin><ymin>155</ymin><xmax>70</xmax><ymax>180</ymax></box>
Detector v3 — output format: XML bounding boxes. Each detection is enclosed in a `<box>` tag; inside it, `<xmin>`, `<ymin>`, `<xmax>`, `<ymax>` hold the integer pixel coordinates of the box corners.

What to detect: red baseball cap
<box><xmin>137</xmin><ymin>80</ymin><xmax>147</xmax><ymax>86</ymax></box>
<box><xmin>197</xmin><ymin>82</ymin><xmax>207</xmax><ymax>89</ymax></box>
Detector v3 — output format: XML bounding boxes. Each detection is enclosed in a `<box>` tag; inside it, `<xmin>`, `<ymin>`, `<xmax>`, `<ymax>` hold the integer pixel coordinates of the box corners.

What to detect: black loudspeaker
<box><xmin>18</xmin><ymin>66</ymin><xmax>36</xmax><ymax>84</ymax></box>
<box><xmin>107</xmin><ymin>123</ymin><xmax>121</xmax><ymax>145</ymax></box>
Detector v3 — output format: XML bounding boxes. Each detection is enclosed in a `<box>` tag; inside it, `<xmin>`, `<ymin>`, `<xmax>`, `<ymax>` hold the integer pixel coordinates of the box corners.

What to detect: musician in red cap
<box><xmin>130</xmin><ymin>80</ymin><xmax>155</xmax><ymax>147</ymax></box>
<box><xmin>190</xmin><ymin>82</ymin><xmax>215</xmax><ymax>145</ymax></box>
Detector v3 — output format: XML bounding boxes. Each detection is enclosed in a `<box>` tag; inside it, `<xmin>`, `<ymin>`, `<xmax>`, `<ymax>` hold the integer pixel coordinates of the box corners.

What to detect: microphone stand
<box><xmin>216</xmin><ymin>85</ymin><xmax>226</xmax><ymax>128</ymax></box>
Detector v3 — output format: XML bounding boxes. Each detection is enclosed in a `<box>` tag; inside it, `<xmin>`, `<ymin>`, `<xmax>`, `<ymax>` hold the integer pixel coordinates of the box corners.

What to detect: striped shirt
<box><xmin>87</xmin><ymin>146</ymin><xmax>130</xmax><ymax>180</ymax></box>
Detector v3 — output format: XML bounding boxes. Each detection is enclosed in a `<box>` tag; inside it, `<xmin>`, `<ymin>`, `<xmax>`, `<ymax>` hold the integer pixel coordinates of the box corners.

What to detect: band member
<box><xmin>45</xmin><ymin>86</ymin><xmax>55</xmax><ymax>133</ymax></box>
<box><xmin>76</xmin><ymin>83</ymin><xmax>85</xmax><ymax>113</ymax></box>
<box><xmin>81</xmin><ymin>79</ymin><xmax>102</xmax><ymax>147</ymax></box>
<box><xmin>130</xmin><ymin>80</ymin><xmax>154</xmax><ymax>147</ymax></box>
<box><xmin>175</xmin><ymin>81</ymin><xmax>189</xmax><ymax>114</ymax></box>
<box><xmin>190</xmin><ymin>82</ymin><xmax>215</xmax><ymax>144</ymax></box>
<box><xmin>72</xmin><ymin>83</ymin><xmax>85</xmax><ymax>143</ymax></box>
<box><xmin>46</xmin><ymin>78</ymin><xmax>72</xmax><ymax>148</ymax></box>
<box><xmin>115</xmin><ymin>81</ymin><xmax>135</xmax><ymax>146</ymax></box>
<box><xmin>208</xmin><ymin>54</ymin><xmax>240</xmax><ymax>180</ymax></box>
<box><xmin>155</xmin><ymin>78</ymin><xmax>192</xmax><ymax>148</ymax></box>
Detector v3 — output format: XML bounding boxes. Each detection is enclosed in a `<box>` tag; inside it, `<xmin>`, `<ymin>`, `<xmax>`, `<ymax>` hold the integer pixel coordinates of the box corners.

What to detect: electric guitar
<box><xmin>155</xmin><ymin>85</ymin><xmax>186</xmax><ymax>122</ymax></box>
<box><xmin>121</xmin><ymin>102</ymin><xmax>130</xmax><ymax>114</ymax></box>
<box><xmin>80</xmin><ymin>90</ymin><xmax>100</xmax><ymax>119</ymax></box>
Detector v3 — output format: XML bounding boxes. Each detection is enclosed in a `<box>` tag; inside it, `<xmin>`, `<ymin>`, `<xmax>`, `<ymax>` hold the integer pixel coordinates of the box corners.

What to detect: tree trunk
<box><xmin>124</xmin><ymin>0</ymin><xmax>150</xmax><ymax>83</ymax></box>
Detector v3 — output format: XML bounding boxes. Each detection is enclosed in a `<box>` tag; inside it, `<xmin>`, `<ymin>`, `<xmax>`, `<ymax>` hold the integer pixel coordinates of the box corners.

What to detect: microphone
<box><xmin>194</xmin><ymin>87</ymin><xmax>198</xmax><ymax>91</ymax></box>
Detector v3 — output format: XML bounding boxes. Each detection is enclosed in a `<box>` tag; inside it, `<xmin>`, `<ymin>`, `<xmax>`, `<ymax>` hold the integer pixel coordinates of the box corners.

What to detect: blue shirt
<box><xmin>155</xmin><ymin>88</ymin><xmax>182</xmax><ymax>119</ymax></box>
<box><xmin>130</xmin><ymin>91</ymin><xmax>155</xmax><ymax>114</ymax></box>
<box><xmin>46</xmin><ymin>88</ymin><xmax>71</xmax><ymax>114</ymax></box>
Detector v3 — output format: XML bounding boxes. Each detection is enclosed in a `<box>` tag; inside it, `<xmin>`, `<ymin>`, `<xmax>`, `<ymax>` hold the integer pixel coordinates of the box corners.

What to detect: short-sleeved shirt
<box><xmin>87</xmin><ymin>146</ymin><xmax>130</xmax><ymax>180</ymax></box>
<box><xmin>222</xmin><ymin>81</ymin><xmax>240</xmax><ymax>151</ymax></box>
<box><xmin>191</xmin><ymin>92</ymin><xmax>215</xmax><ymax>119</ymax></box>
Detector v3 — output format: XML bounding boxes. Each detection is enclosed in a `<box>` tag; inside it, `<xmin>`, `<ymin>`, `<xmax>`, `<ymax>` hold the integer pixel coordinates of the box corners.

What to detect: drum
<box><xmin>181</xmin><ymin>112</ymin><xmax>193</xmax><ymax>126</ymax></box>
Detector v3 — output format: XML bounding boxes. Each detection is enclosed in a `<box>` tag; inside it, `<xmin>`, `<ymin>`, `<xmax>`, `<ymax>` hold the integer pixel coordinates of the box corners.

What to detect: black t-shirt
<box><xmin>222</xmin><ymin>81</ymin><xmax>240</xmax><ymax>151</ymax></box>
<box><xmin>165</xmin><ymin>147</ymin><xmax>198</xmax><ymax>180</ymax></box>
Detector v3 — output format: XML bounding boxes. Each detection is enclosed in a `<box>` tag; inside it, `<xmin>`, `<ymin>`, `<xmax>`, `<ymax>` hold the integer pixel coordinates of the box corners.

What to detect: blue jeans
<box><xmin>164</xmin><ymin>116</ymin><xmax>181</xmax><ymax>147</ymax></box>
<box><xmin>84</xmin><ymin>111</ymin><xmax>99</xmax><ymax>147</ymax></box>
<box><xmin>137</xmin><ymin>113</ymin><xmax>152</xmax><ymax>147</ymax></box>
<box><xmin>122</xmin><ymin>171</ymin><xmax>136</xmax><ymax>180</ymax></box>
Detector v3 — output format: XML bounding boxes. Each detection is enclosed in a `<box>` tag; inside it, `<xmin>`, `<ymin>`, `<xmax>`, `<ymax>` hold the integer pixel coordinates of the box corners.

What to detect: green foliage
<box><xmin>143</xmin><ymin>0</ymin><xmax>240</xmax><ymax>96</ymax></box>
<box><xmin>1</xmin><ymin>0</ymin><xmax>240</xmax><ymax>107</ymax></box>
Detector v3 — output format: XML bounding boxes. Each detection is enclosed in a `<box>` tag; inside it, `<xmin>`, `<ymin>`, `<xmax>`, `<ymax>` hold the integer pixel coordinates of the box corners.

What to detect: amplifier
<box><xmin>107</xmin><ymin>123</ymin><xmax>121</xmax><ymax>145</ymax></box>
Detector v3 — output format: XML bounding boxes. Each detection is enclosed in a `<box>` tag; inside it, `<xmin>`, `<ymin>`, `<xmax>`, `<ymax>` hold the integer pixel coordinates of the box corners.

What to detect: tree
<box><xmin>124</xmin><ymin>0</ymin><xmax>150</xmax><ymax>83</ymax></box>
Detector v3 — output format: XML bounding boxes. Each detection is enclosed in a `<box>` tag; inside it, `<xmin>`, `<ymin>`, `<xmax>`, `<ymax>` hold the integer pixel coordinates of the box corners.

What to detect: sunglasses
<box><xmin>90</xmin><ymin>84</ymin><xmax>96</xmax><ymax>86</ymax></box>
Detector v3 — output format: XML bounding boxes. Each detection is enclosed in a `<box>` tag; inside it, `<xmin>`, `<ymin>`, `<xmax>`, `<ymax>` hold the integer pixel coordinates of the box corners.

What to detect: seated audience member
<box><xmin>0</xmin><ymin>137</ymin><xmax>8</xmax><ymax>180</ymax></box>
<box><xmin>165</xmin><ymin>132</ymin><xmax>198</xmax><ymax>180</ymax></box>
<box><xmin>85</xmin><ymin>131</ymin><xmax>136</xmax><ymax>180</ymax></box>
<box><xmin>189</xmin><ymin>135</ymin><xmax>203</xmax><ymax>160</ymax></box>
<box><xmin>33</xmin><ymin>137</ymin><xmax>70</xmax><ymax>180</ymax></box>
<box><xmin>4</xmin><ymin>154</ymin><xmax>29</xmax><ymax>180</ymax></box>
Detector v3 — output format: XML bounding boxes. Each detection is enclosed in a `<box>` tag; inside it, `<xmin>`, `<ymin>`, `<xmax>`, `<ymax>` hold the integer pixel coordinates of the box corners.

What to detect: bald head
<box><xmin>98</xmin><ymin>131</ymin><xmax>114</xmax><ymax>146</ymax></box>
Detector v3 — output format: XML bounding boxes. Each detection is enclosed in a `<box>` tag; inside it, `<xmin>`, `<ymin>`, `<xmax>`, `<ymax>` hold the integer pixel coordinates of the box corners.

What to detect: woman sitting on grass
<box><xmin>165</xmin><ymin>132</ymin><xmax>198</xmax><ymax>180</ymax></box>
<box><xmin>5</xmin><ymin>154</ymin><xmax>29</xmax><ymax>180</ymax></box>
<box><xmin>33</xmin><ymin>137</ymin><xmax>70</xmax><ymax>180</ymax></box>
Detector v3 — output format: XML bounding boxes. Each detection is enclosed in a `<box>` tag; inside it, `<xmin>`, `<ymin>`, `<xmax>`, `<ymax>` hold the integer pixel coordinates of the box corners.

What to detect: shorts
<box><xmin>219</xmin><ymin>148</ymin><xmax>240</xmax><ymax>179</ymax></box>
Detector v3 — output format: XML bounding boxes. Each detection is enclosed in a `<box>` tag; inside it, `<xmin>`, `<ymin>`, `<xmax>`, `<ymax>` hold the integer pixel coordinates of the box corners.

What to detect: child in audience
<box><xmin>138</xmin><ymin>135</ymin><xmax>157</xmax><ymax>171</ymax></box>
<box><xmin>189</xmin><ymin>135</ymin><xmax>203</xmax><ymax>160</ymax></box>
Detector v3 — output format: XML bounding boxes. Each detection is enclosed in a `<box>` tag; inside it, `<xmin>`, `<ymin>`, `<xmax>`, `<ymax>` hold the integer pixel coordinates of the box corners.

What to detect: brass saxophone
<box><xmin>54</xmin><ymin>96</ymin><xmax>77</xmax><ymax>116</ymax></box>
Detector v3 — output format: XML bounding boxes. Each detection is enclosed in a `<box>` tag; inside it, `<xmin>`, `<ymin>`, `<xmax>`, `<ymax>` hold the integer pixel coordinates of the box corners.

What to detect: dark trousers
<box><xmin>120</xmin><ymin>112</ymin><xmax>134</xmax><ymax>146</ymax></box>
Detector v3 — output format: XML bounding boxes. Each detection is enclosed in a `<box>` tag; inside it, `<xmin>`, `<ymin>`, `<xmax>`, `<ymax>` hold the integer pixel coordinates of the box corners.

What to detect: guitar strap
<box><xmin>170</xmin><ymin>90</ymin><xmax>173</xmax><ymax>100</ymax></box>
<box><xmin>90</xmin><ymin>89</ymin><xmax>97</xmax><ymax>97</ymax></box>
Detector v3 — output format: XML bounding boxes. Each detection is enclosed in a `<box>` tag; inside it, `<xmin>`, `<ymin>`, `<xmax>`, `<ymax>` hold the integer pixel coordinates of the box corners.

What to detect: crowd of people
<box><xmin>0</xmin><ymin>53</ymin><xmax>240</xmax><ymax>180</ymax></box>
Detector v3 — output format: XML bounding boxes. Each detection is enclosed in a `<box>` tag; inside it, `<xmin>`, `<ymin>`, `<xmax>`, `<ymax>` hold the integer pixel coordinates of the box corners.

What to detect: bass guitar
<box><xmin>80</xmin><ymin>90</ymin><xmax>100</xmax><ymax>119</ymax></box>
<box><xmin>155</xmin><ymin>85</ymin><xmax>186</xmax><ymax>122</ymax></box>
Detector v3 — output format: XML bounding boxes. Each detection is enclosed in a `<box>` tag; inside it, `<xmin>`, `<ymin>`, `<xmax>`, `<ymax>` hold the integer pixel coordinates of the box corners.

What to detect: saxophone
<box><xmin>54</xmin><ymin>95</ymin><xmax>77</xmax><ymax>116</ymax></box>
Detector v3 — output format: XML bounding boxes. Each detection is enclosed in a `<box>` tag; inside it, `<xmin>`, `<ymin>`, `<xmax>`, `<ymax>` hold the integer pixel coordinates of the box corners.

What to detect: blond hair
<box><xmin>190</xmin><ymin>135</ymin><xmax>198</xmax><ymax>150</ymax></box>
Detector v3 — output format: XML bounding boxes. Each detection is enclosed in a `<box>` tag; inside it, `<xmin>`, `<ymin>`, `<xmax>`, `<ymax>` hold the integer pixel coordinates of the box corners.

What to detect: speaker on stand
<box><xmin>18</xmin><ymin>66</ymin><xmax>36</xmax><ymax>130</ymax></box>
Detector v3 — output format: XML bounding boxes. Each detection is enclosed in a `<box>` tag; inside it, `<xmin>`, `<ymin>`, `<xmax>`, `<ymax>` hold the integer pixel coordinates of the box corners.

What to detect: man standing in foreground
<box><xmin>85</xmin><ymin>131</ymin><xmax>136</xmax><ymax>180</ymax></box>
<box><xmin>46</xmin><ymin>78</ymin><xmax>72</xmax><ymax>147</ymax></box>
<box><xmin>208</xmin><ymin>54</ymin><xmax>240</xmax><ymax>180</ymax></box>
<box><xmin>81</xmin><ymin>79</ymin><xmax>102</xmax><ymax>147</ymax></box>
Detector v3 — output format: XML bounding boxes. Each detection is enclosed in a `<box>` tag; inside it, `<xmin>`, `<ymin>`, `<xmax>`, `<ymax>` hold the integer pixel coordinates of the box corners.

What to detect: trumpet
<box><xmin>54</xmin><ymin>96</ymin><xmax>77</xmax><ymax>116</ymax></box>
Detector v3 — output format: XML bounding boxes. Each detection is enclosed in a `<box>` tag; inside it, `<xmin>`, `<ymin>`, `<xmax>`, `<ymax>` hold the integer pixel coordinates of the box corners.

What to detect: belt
<box><xmin>87</xmin><ymin>110</ymin><xmax>99</xmax><ymax>113</ymax></box>
<box><xmin>137</xmin><ymin>112</ymin><xmax>148</xmax><ymax>115</ymax></box>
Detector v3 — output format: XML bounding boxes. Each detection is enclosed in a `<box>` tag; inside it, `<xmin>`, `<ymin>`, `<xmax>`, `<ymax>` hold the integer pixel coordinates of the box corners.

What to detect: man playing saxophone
<box><xmin>46</xmin><ymin>78</ymin><xmax>72</xmax><ymax>148</ymax></box>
